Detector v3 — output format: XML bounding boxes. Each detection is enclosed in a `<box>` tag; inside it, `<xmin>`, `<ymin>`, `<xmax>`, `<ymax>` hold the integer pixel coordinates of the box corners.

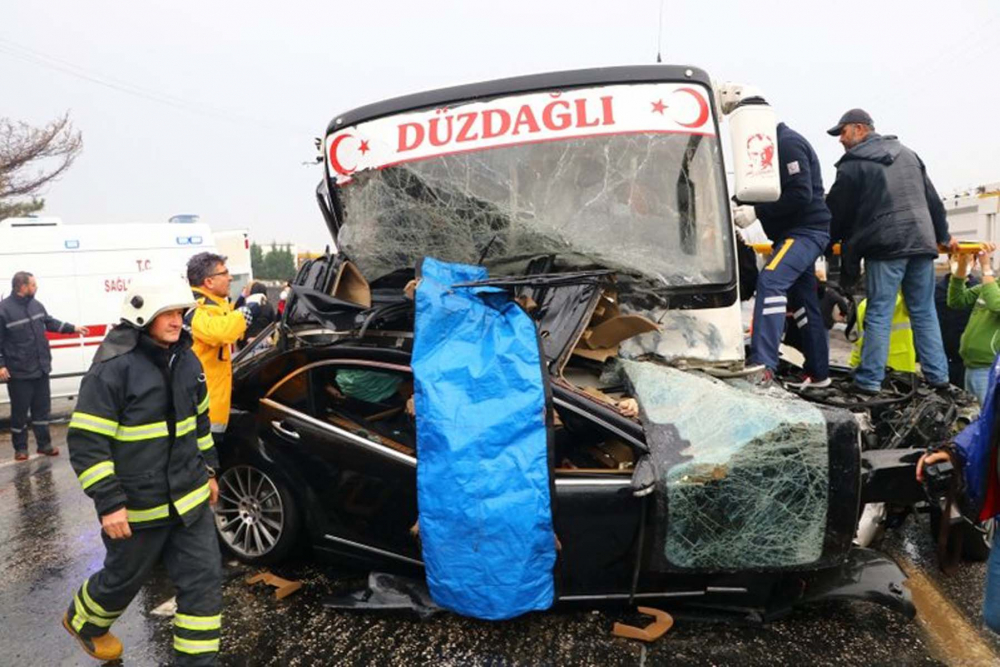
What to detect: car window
<box><xmin>268</xmin><ymin>369</ymin><xmax>311</xmax><ymax>413</ymax></box>
<box><xmin>311</xmin><ymin>365</ymin><xmax>416</xmax><ymax>456</ymax></box>
<box><xmin>554</xmin><ymin>401</ymin><xmax>639</xmax><ymax>472</ymax></box>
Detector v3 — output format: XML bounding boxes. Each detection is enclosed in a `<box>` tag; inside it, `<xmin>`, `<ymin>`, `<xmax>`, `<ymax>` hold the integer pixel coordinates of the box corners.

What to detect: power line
<box><xmin>0</xmin><ymin>36</ymin><xmax>314</xmax><ymax>137</ymax></box>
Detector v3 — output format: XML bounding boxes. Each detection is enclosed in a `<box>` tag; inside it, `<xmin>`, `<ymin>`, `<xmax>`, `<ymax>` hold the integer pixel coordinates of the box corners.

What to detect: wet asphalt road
<box><xmin>1</xmin><ymin>425</ymin><xmax>999</xmax><ymax>666</ymax></box>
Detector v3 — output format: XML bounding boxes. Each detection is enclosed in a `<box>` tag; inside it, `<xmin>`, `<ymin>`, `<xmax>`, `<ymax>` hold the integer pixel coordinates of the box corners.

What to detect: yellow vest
<box><xmin>849</xmin><ymin>294</ymin><xmax>916</xmax><ymax>373</ymax></box>
<box><xmin>189</xmin><ymin>287</ymin><xmax>248</xmax><ymax>428</ymax></box>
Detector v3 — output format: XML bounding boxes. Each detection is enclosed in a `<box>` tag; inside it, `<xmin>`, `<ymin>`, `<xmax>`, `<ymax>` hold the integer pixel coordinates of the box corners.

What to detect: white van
<box><xmin>0</xmin><ymin>217</ymin><xmax>219</xmax><ymax>414</ymax></box>
<box><xmin>213</xmin><ymin>229</ymin><xmax>253</xmax><ymax>297</ymax></box>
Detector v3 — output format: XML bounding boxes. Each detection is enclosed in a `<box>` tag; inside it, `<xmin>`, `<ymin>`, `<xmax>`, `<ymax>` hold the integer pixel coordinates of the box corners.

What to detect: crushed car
<box><xmin>214</xmin><ymin>65</ymin><xmax>971</xmax><ymax>622</ymax></box>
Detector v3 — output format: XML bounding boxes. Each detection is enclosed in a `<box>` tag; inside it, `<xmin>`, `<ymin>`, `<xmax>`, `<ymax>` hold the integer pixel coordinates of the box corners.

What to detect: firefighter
<box><xmin>185</xmin><ymin>252</ymin><xmax>261</xmax><ymax>443</ymax></box>
<box><xmin>62</xmin><ymin>272</ymin><xmax>221</xmax><ymax>664</ymax></box>
<box><xmin>733</xmin><ymin>122</ymin><xmax>832</xmax><ymax>388</ymax></box>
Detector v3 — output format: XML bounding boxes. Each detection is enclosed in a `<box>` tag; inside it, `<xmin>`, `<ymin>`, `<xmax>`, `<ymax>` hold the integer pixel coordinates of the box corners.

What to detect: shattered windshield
<box><xmin>328</xmin><ymin>83</ymin><xmax>733</xmax><ymax>290</ymax></box>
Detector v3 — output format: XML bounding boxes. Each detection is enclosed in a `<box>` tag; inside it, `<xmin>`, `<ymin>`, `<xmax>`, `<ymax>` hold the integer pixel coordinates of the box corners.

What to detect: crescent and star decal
<box><xmin>328</xmin><ymin>133</ymin><xmax>357</xmax><ymax>176</ymax></box>
<box><xmin>672</xmin><ymin>87</ymin><xmax>710</xmax><ymax>129</ymax></box>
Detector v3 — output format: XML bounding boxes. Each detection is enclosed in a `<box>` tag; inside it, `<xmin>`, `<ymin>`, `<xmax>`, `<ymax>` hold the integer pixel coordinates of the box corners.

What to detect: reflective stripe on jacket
<box><xmin>67</xmin><ymin>326</ymin><xmax>216</xmax><ymax>528</ymax></box>
<box><xmin>187</xmin><ymin>287</ymin><xmax>247</xmax><ymax>429</ymax></box>
<box><xmin>0</xmin><ymin>294</ymin><xmax>76</xmax><ymax>378</ymax></box>
<box><xmin>849</xmin><ymin>293</ymin><xmax>916</xmax><ymax>373</ymax></box>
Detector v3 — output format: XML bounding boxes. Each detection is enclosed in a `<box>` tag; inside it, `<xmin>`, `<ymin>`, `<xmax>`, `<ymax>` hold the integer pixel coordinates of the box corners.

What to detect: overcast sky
<box><xmin>3</xmin><ymin>0</ymin><xmax>998</xmax><ymax>250</ymax></box>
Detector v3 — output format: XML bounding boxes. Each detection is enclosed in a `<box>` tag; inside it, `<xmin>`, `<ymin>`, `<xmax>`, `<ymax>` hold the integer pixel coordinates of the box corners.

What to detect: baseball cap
<box><xmin>827</xmin><ymin>108</ymin><xmax>874</xmax><ymax>136</ymax></box>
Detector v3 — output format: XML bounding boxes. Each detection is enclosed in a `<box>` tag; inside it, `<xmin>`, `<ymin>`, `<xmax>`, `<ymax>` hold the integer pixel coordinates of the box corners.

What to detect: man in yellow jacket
<box><xmin>849</xmin><ymin>292</ymin><xmax>916</xmax><ymax>373</ymax></box>
<box><xmin>185</xmin><ymin>253</ymin><xmax>260</xmax><ymax>439</ymax></box>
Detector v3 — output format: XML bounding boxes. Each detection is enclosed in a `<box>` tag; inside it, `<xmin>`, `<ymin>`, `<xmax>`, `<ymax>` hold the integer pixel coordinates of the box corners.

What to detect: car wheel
<box><xmin>215</xmin><ymin>464</ymin><xmax>301</xmax><ymax>565</ymax></box>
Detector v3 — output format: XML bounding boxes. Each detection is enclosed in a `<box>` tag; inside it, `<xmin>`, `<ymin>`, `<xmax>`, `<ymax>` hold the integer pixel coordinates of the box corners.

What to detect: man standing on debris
<box><xmin>62</xmin><ymin>272</ymin><xmax>221</xmax><ymax>664</ymax></box>
<box><xmin>827</xmin><ymin>109</ymin><xmax>958</xmax><ymax>395</ymax></box>
<box><xmin>733</xmin><ymin>123</ymin><xmax>831</xmax><ymax>388</ymax></box>
<box><xmin>0</xmin><ymin>271</ymin><xmax>88</xmax><ymax>460</ymax></box>
<box><xmin>186</xmin><ymin>252</ymin><xmax>261</xmax><ymax>444</ymax></box>
<box><xmin>946</xmin><ymin>244</ymin><xmax>1000</xmax><ymax>404</ymax></box>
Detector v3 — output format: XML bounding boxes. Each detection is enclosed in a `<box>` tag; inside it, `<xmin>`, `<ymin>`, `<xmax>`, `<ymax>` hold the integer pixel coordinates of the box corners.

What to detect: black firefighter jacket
<box><xmin>68</xmin><ymin>325</ymin><xmax>218</xmax><ymax>529</ymax></box>
<box><xmin>826</xmin><ymin>133</ymin><xmax>950</xmax><ymax>284</ymax></box>
<box><xmin>0</xmin><ymin>294</ymin><xmax>77</xmax><ymax>379</ymax></box>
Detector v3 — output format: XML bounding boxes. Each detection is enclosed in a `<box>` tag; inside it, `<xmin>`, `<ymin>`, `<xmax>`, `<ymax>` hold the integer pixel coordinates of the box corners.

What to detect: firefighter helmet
<box><xmin>121</xmin><ymin>271</ymin><xmax>197</xmax><ymax>328</ymax></box>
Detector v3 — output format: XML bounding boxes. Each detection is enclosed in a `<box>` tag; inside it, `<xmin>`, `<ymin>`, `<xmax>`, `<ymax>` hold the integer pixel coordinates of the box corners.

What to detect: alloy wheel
<box><xmin>215</xmin><ymin>465</ymin><xmax>285</xmax><ymax>558</ymax></box>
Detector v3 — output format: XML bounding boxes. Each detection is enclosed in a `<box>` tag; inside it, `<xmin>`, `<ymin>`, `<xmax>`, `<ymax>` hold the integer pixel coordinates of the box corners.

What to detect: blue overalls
<box><xmin>748</xmin><ymin>123</ymin><xmax>832</xmax><ymax>379</ymax></box>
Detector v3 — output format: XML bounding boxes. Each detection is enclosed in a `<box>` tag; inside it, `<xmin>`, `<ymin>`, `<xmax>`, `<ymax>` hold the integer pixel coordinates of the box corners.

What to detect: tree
<box><xmin>252</xmin><ymin>241</ymin><xmax>296</xmax><ymax>281</ymax></box>
<box><xmin>250</xmin><ymin>242</ymin><xmax>266</xmax><ymax>277</ymax></box>
<box><xmin>0</xmin><ymin>112</ymin><xmax>83</xmax><ymax>220</ymax></box>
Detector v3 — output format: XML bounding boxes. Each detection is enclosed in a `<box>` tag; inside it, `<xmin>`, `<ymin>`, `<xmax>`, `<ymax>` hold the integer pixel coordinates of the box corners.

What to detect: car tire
<box><xmin>214</xmin><ymin>463</ymin><xmax>302</xmax><ymax>565</ymax></box>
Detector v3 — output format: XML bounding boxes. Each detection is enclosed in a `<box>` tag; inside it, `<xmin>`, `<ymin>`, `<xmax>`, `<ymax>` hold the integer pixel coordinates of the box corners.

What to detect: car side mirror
<box><xmin>631</xmin><ymin>455</ymin><xmax>656</xmax><ymax>498</ymax></box>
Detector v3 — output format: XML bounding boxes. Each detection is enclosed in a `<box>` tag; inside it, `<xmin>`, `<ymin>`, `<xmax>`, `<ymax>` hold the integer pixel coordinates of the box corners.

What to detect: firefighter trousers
<box><xmin>750</xmin><ymin>232</ymin><xmax>830</xmax><ymax>379</ymax></box>
<box><xmin>65</xmin><ymin>504</ymin><xmax>222</xmax><ymax>666</ymax></box>
<box><xmin>8</xmin><ymin>376</ymin><xmax>52</xmax><ymax>453</ymax></box>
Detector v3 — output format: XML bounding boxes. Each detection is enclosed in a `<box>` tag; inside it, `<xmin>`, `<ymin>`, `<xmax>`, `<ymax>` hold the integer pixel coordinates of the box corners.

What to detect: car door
<box><xmin>550</xmin><ymin>388</ymin><xmax>646</xmax><ymax>599</ymax></box>
<box><xmin>259</xmin><ymin>359</ymin><xmax>421</xmax><ymax>568</ymax></box>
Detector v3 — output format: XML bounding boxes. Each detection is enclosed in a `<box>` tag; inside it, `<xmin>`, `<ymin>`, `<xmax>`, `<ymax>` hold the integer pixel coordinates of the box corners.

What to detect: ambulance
<box><xmin>0</xmin><ymin>216</ymin><xmax>227</xmax><ymax>415</ymax></box>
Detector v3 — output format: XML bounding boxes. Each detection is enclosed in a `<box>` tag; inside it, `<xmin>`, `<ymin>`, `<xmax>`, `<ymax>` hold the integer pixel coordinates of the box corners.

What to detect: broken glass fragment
<box><xmin>622</xmin><ymin>360</ymin><xmax>829</xmax><ymax>570</ymax></box>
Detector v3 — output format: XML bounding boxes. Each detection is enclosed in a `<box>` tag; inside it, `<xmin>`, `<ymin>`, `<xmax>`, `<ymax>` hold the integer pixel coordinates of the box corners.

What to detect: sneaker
<box><xmin>62</xmin><ymin>613</ymin><xmax>123</xmax><ymax>661</ymax></box>
<box><xmin>930</xmin><ymin>382</ymin><xmax>964</xmax><ymax>398</ymax></box>
<box><xmin>851</xmin><ymin>383</ymin><xmax>881</xmax><ymax>397</ymax></box>
<box><xmin>786</xmin><ymin>376</ymin><xmax>832</xmax><ymax>390</ymax></box>
<box><xmin>38</xmin><ymin>447</ymin><xmax>59</xmax><ymax>457</ymax></box>
<box><xmin>14</xmin><ymin>451</ymin><xmax>28</xmax><ymax>462</ymax></box>
<box><xmin>750</xmin><ymin>368</ymin><xmax>775</xmax><ymax>388</ymax></box>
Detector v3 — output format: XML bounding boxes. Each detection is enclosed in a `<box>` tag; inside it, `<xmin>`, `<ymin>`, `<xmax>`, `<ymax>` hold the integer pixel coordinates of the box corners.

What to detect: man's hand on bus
<box><xmin>0</xmin><ymin>367</ymin><xmax>9</xmax><ymax>382</ymax></box>
<box><xmin>208</xmin><ymin>478</ymin><xmax>219</xmax><ymax>505</ymax></box>
<box><xmin>75</xmin><ymin>325</ymin><xmax>90</xmax><ymax>336</ymax></box>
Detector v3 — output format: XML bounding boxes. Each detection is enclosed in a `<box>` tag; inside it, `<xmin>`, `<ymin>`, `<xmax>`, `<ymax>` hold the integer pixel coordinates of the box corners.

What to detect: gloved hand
<box><xmin>245</xmin><ymin>293</ymin><xmax>267</xmax><ymax>307</ymax></box>
<box><xmin>732</xmin><ymin>205</ymin><xmax>757</xmax><ymax>229</ymax></box>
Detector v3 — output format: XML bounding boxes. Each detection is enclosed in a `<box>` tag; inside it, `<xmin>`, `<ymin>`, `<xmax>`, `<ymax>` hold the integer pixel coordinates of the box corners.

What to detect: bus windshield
<box><xmin>327</xmin><ymin>82</ymin><xmax>733</xmax><ymax>290</ymax></box>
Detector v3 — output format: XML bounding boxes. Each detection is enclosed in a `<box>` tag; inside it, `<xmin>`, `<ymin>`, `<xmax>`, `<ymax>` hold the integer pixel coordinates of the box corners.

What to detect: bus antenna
<box><xmin>656</xmin><ymin>0</ymin><xmax>665</xmax><ymax>63</ymax></box>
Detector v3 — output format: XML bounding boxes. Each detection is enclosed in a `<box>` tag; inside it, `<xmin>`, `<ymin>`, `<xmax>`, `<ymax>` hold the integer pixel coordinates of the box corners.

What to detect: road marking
<box><xmin>897</xmin><ymin>555</ymin><xmax>999</xmax><ymax>665</ymax></box>
<box><xmin>0</xmin><ymin>453</ymin><xmax>41</xmax><ymax>469</ymax></box>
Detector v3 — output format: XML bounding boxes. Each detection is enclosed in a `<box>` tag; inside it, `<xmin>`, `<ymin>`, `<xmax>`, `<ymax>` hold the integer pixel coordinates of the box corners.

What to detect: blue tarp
<box><xmin>411</xmin><ymin>257</ymin><xmax>556</xmax><ymax>620</ymax></box>
<box><xmin>954</xmin><ymin>354</ymin><xmax>1000</xmax><ymax>518</ymax></box>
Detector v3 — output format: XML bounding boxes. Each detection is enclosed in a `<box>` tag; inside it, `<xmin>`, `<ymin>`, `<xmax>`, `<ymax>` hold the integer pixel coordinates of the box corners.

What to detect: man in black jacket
<box><xmin>826</xmin><ymin>109</ymin><xmax>957</xmax><ymax>394</ymax></box>
<box><xmin>936</xmin><ymin>266</ymin><xmax>978</xmax><ymax>386</ymax></box>
<box><xmin>62</xmin><ymin>272</ymin><xmax>221</xmax><ymax>665</ymax></box>
<box><xmin>734</xmin><ymin>123</ymin><xmax>832</xmax><ymax>388</ymax></box>
<box><xmin>0</xmin><ymin>271</ymin><xmax>87</xmax><ymax>460</ymax></box>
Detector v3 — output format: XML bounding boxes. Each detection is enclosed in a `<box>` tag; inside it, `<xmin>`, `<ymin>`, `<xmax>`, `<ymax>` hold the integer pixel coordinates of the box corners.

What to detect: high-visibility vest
<box><xmin>849</xmin><ymin>293</ymin><xmax>916</xmax><ymax>373</ymax></box>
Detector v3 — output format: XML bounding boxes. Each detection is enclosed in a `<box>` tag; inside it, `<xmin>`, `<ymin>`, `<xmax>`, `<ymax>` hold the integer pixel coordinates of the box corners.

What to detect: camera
<box><xmin>923</xmin><ymin>458</ymin><xmax>955</xmax><ymax>503</ymax></box>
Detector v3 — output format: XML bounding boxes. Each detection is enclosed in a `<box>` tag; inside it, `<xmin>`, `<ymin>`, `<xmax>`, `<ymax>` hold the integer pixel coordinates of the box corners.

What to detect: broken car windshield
<box><xmin>332</xmin><ymin>88</ymin><xmax>733</xmax><ymax>290</ymax></box>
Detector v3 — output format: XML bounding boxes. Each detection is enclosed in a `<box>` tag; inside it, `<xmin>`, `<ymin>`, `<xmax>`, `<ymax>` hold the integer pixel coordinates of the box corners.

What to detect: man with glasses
<box><xmin>185</xmin><ymin>253</ymin><xmax>260</xmax><ymax>444</ymax></box>
<box><xmin>826</xmin><ymin>108</ymin><xmax>958</xmax><ymax>396</ymax></box>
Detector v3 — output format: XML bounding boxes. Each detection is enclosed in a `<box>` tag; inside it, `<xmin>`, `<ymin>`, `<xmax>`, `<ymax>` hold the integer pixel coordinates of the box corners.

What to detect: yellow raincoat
<box><xmin>188</xmin><ymin>287</ymin><xmax>247</xmax><ymax>430</ymax></box>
